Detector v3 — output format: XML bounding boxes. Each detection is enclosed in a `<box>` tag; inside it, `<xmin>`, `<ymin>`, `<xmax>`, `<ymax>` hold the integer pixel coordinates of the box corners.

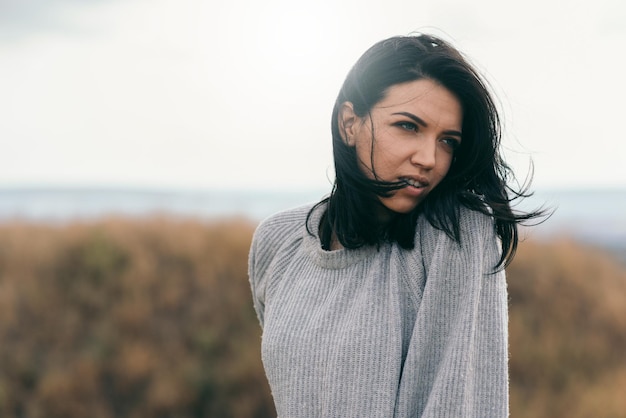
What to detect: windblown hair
<box><xmin>308</xmin><ymin>34</ymin><xmax>544</xmax><ymax>269</ymax></box>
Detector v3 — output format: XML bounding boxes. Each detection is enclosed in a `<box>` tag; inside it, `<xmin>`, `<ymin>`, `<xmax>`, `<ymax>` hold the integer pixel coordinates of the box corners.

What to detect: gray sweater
<box><xmin>249</xmin><ymin>203</ymin><xmax>509</xmax><ymax>417</ymax></box>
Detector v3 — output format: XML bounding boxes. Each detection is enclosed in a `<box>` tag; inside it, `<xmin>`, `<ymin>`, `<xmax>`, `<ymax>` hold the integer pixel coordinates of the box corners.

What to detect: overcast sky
<box><xmin>1</xmin><ymin>0</ymin><xmax>625</xmax><ymax>191</ymax></box>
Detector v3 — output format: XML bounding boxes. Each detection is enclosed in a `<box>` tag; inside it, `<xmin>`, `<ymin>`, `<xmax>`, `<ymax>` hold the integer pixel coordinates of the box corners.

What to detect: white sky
<box><xmin>1</xmin><ymin>0</ymin><xmax>625</xmax><ymax>191</ymax></box>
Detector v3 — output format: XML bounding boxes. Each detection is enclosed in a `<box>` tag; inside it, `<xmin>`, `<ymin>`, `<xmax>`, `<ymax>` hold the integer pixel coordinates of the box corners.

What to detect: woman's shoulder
<box><xmin>458</xmin><ymin>205</ymin><xmax>496</xmax><ymax>237</ymax></box>
<box><xmin>249</xmin><ymin>203</ymin><xmax>317</xmax><ymax>295</ymax></box>
<box><xmin>254</xmin><ymin>203</ymin><xmax>314</xmax><ymax>239</ymax></box>
<box><xmin>417</xmin><ymin>205</ymin><xmax>495</xmax><ymax>241</ymax></box>
<box><xmin>415</xmin><ymin>205</ymin><xmax>502</xmax><ymax>277</ymax></box>
<box><xmin>251</xmin><ymin>203</ymin><xmax>316</xmax><ymax>257</ymax></box>
<box><xmin>416</xmin><ymin>205</ymin><xmax>498</xmax><ymax>261</ymax></box>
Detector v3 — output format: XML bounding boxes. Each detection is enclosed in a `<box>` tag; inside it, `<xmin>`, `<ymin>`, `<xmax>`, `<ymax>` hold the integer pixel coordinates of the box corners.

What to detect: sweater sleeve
<box><xmin>248</xmin><ymin>215</ymin><xmax>288</xmax><ymax>329</ymax></box>
<box><xmin>248</xmin><ymin>225</ymin><xmax>266</xmax><ymax>328</ymax></box>
<box><xmin>397</xmin><ymin>208</ymin><xmax>509</xmax><ymax>417</ymax></box>
<box><xmin>248</xmin><ymin>205</ymin><xmax>311</xmax><ymax>329</ymax></box>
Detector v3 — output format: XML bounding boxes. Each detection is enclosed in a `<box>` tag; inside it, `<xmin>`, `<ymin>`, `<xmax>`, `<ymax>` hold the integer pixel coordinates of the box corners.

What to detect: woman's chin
<box><xmin>377</xmin><ymin>196</ymin><xmax>423</xmax><ymax>219</ymax></box>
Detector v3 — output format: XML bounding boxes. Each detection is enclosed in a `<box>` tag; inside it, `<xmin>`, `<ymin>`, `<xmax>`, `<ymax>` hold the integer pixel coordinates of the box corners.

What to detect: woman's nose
<box><xmin>409</xmin><ymin>138</ymin><xmax>437</xmax><ymax>170</ymax></box>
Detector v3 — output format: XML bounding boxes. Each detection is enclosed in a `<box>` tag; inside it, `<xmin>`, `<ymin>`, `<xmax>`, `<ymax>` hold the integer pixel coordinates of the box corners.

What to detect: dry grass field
<box><xmin>0</xmin><ymin>217</ymin><xmax>624</xmax><ymax>417</ymax></box>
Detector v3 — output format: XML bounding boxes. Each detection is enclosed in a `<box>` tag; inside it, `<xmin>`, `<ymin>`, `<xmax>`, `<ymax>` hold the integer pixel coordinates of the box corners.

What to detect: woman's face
<box><xmin>341</xmin><ymin>78</ymin><xmax>463</xmax><ymax>216</ymax></box>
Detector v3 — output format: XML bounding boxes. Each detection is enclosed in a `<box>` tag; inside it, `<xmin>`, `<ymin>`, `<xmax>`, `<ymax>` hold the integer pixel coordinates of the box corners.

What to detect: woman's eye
<box><xmin>396</xmin><ymin>121</ymin><xmax>418</xmax><ymax>132</ymax></box>
<box><xmin>441</xmin><ymin>137</ymin><xmax>461</xmax><ymax>151</ymax></box>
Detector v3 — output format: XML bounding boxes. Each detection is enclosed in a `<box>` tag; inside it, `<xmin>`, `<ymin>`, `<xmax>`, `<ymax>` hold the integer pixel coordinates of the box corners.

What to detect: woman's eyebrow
<box><xmin>392</xmin><ymin>112</ymin><xmax>427</xmax><ymax>127</ymax></box>
<box><xmin>392</xmin><ymin>111</ymin><xmax>462</xmax><ymax>137</ymax></box>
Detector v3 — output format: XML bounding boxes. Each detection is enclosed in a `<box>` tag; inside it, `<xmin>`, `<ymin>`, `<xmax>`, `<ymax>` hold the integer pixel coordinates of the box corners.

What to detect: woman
<box><xmin>249</xmin><ymin>34</ymin><xmax>541</xmax><ymax>417</ymax></box>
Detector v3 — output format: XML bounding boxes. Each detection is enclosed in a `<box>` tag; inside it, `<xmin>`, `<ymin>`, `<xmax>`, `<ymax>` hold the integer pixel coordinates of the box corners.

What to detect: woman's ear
<box><xmin>338</xmin><ymin>102</ymin><xmax>357</xmax><ymax>146</ymax></box>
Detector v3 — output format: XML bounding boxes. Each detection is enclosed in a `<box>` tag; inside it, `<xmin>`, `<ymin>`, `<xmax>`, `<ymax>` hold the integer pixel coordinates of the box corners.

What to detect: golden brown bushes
<box><xmin>0</xmin><ymin>218</ymin><xmax>624</xmax><ymax>417</ymax></box>
<box><xmin>508</xmin><ymin>239</ymin><xmax>626</xmax><ymax>418</ymax></box>
<box><xmin>0</xmin><ymin>217</ymin><xmax>275</xmax><ymax>418</ymax></box>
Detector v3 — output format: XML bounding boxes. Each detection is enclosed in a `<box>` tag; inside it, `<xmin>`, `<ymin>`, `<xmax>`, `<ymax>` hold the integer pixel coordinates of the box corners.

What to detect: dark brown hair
<box><xmin>309</xmin><ymin>34</ymin><xmax>545</xmax><ymax>269</ymax></box>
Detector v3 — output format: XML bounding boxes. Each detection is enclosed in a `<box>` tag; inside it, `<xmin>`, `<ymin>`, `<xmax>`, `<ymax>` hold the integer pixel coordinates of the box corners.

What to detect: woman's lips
<box><xmin>399</xmin><ymin>176</ymin><xmax>429</xmax><ymax>189</ymax></box>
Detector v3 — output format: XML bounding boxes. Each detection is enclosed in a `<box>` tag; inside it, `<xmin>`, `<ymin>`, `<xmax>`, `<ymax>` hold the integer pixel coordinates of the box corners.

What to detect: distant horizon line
<box><xmin>0</xmin><ymin>184</ymin><xmax>625</xmax><ymax>194</ymax></box>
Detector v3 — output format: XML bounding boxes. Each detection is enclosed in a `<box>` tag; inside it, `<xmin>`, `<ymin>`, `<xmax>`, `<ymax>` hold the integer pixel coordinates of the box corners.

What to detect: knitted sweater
<box><xmin>248</xmin><ymin>203</ymin><xmax>509</xmax><ymax>417</ymax></box>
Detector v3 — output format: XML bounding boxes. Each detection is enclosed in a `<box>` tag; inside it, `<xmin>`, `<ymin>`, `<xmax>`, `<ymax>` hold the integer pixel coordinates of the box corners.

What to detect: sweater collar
<box><xmin>304</xmin><ymin>203</ymin><xmax>381</xmax><ymax>269</ymax></box>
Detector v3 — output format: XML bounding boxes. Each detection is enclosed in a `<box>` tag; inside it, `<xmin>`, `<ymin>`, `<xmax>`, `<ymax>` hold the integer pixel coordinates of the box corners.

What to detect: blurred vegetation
<box><xmin>0</xmin><ymin>217</ymin><xmax>624</xmax><ymax>417</ymax></box>
<box><xmin>508</xmin><ymin>239</ymin><xmax>626</xmax><ymax>418</ymax></box>
<box><xmin>0</xmin><ymin>217</ymin><xmax>273</xmax><ymax>418</ymax></box>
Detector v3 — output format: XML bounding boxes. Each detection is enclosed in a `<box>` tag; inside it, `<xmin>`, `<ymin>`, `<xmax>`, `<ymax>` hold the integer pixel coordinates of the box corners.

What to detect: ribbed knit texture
<box><xmin>248</xmin><ymin>203</ymin><xmax>509</xmax><ymax>417</ymax></box>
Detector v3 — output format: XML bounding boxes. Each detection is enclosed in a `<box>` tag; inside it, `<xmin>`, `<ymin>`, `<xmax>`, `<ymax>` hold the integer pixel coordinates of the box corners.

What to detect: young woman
<box><xmin>249</xmin><ymin>34</ymin><xmax>541</xmax><ymax>417</ymax></box>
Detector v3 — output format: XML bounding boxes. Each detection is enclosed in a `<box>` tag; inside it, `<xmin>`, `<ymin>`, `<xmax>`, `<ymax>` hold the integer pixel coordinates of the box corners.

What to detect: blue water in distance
<box><xmin>1</xmin><ymin>187</ymin><xmax>624</xmax><ymax>254</ymax></box>
<box><xmin>0</xmin><ymin>187</ymin><xmax>328</xmax><ymax>222</ymax></box>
